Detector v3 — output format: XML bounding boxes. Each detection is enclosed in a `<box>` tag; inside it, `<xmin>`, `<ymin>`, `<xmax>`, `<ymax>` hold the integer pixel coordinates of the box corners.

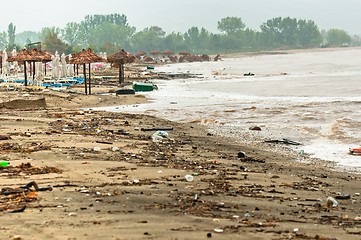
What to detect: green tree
<box><xmin>131</xmin><ymin>26</ymin><xmax>166</xmax><ymax>52</ymax></box>
<box><xmin>81</xmin><ymin>13</ymin><xmax>131</xmax><ymax>46</ymax></box>
<box><xmin>260</xmin><ymin>17</ymin><xmax>295</xmax><ymax>47</ymax></box>
<box><xmin>88</xmin><ymin>22</ymin><xmax>135</xmax><ymax>53</ymax></box>
<box><xmin>184</xmin><ymin>27</ymin><xmax>201</xmax><ymax>51</ymax></box>
<box><xmin>0</xmin><ymin>32</ymin><xmax>8</xmax><ymax>50</ymax></box>
<box><xmin>326</xmin><ymin>29</ymin><xmax>351</xmax><ymax>46</ymax></box>
<box><xmin>260</xmin><ymin>17</ymin><xmax>321</xmax><ymax>48</ymax></box>
<box><xmin>217</xmin><ymin>17</ymin><xmax>245</xmax><ymax>35</ymax></box>
<box><xmin>7</xmin><ymin>23</ymin><xmax>16</xmax><ymax>49</ymax></box>
<box><xmin>162</xmin><ymin>32</ymin><xmax>186</xmax><ymax>53</ymax></box>
<box><xmin>296</xmin><ymin>20</ymin><xmax>322</xmax><ymax>47</ymax></box>
<box><xmin>62</xmin><ymin>22</ymin><xmax>83</xmax><ymax>49</ymax></box>
<box><xmin>15</xmin><ymin>31</ymin><xmax>39</xmax><ymax>48</ymax></box>
<box><xmin>42</xmin><ymin>30</ymin><xmax>70</xmax><ymax>54</ymax></box>
<box><xmin>39</xmin><ymin>27</ymin><xmax>61</xmax><ymax>42</ymax></box>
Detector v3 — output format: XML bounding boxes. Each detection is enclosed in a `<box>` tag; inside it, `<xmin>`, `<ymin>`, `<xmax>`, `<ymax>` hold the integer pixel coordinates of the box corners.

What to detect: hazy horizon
<box><xmin>0</xmin><ymin>0</ymin><xmax>360</xmax><ymax>35</ymax></box>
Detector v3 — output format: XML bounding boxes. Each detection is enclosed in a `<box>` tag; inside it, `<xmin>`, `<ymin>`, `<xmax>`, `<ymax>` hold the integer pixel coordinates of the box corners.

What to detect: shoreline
<box><xmin>0</xmin><ymin>88</ymin><xmax>360</xmax><ymax>239</ymax></box>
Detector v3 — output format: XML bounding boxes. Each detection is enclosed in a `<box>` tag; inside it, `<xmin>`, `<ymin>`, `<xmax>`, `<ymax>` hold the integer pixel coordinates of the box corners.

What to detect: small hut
<box><xmin>68</xmin><ymin>48</ymin><xmax>106</xmax><ymax>95</ymax></box>
<box><xmin>107</xmin><ymin>49</ymin><xmax>136</xmax><ymax>84</ymax></box>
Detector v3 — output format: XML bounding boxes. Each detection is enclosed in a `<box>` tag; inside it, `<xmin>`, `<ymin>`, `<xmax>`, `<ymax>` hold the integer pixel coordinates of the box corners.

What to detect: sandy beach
<box><xmin>1</xmin><ymin>53</ymin><xmax>361</xmax><ymax>240</ymax></box>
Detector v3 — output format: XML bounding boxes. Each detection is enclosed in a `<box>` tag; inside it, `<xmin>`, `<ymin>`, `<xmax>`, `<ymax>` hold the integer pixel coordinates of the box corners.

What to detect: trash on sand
<box><xmin>0</xmin><ymin>135</ymin><xmax>11</xmax><ymax>140</ymax></box>
<box><xmin>141</xmin><ymin>127</ymin><xmax>173</xmax><ymax>132</ymax></box>
<box><xmin>349</xmin><ymin>147</ymin><xmax>361</xmax><ymax>155</ymax></box>
<box><xmin>185</xmin><ymin>174</ymin><xmax>194</xmax><ymax>182</ymax></box>
<box><xmin>265</xmin><ymin>138</ymin><xmax>302</xmax><ymax>145</ymax></box>
<box><xmin>335</xmin><ymin>194</ymin><xmax>351</xmax><ymax>200</ymax></box>
<box><xmin>0</xmin><ymin>160</ymin><xmax>10</xmax><ymax>167</ymax></box>
<box><xmin>111</xmin><ymin>147</ymin><xmax>120</xmax><ymax>152</ymax></box>
<box><xmin>0</xmin><ymin>181</ymin><xmax>52</xmax><ymax>213</ymax></box>
<box><xmin>213</xmin><ymin>228</ymin><xmax>224</xmax><ymax>233</ymax></box>
<box><xmin>326</xmin><ymin>196</ymin><xmax>339</xmax><ymax>208</ymax></box>
<box><xmin>152</xmin><ymin>131</ymin><xmax>169</xmax><ymax>142</ymax></box>
<box><xmin>93</xmin><ymin>147</ymin><xmax>101</xmax><ymax>152</ymax></box>
<box><xmin>237</xmin><ymin>151</ymin><xmax>246</xmax><ymax>159</ymax></box>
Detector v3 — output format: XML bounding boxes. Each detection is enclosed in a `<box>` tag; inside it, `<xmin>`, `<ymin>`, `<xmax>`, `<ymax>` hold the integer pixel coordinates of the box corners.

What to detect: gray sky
<box><xmin>1</xmin><ymin>0</ymin><xmax>360</xmax><ymax>34</ymax></box>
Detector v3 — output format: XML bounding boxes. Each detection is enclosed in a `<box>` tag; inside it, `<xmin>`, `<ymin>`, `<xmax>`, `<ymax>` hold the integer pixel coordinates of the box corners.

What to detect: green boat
<box><xmin>132</xmin><ymin>82</ymin><xmax>158</xmax><ymax>92</ymax></box>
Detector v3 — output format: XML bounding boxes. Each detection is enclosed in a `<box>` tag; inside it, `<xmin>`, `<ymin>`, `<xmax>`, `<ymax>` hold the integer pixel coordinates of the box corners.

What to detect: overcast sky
<box><xmin>0</xmin><ymin>0</ymin><xmax>359</xmax><ymax>34</ymax></box>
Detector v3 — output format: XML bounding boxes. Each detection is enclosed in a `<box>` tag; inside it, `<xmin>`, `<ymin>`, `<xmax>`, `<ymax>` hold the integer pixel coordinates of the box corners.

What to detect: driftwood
<box><xmin>265</xmin><ymin>138</ymin><xmax>302</xmax><ymax>145</ymax></box>
<box><xmin>141</xmin><ymin>127</ymin><xmax>174</xmax><ymax>132</ymax></box>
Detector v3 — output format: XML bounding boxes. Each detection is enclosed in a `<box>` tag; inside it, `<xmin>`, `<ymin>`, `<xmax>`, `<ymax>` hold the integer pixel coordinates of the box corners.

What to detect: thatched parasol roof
<box><xmin>136</xmin><ymin>51</ymin><xmax>146</xmax><ymax>56</ymax></box>
<box><xmin>149</xmin><ymin>50</ymin><xmax>161</xmax><ymax>55</ymax></box>
<box><xmin>68</xmin><ymin>48</ymin><xmax>106</xmax><ymax>64</ymax></box>
<box><xmin>7</xmin><ymin>48</ymin><xmax>52</xmax><ymax>63</ymax></box>
<box><xmin>107</xmin><ymin>49</ymin><xmax>136</xmax><ymax>65</ymax></box>
<box><xmin>163</xmin><ymin>50</ymin><xmax>174</xmax><ymax>56</ymax></box>
<box><xmin>179</xmin><ymin>51</ymin><xmax>191</xmax><ymax>56</ymax></box>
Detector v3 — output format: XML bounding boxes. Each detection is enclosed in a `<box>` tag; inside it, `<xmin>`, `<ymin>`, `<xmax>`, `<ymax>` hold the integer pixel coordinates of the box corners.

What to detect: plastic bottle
<box><xmin>0</xmin><ymin>161</ymin><xmax>10</xmax><ymax>167</ymax></box>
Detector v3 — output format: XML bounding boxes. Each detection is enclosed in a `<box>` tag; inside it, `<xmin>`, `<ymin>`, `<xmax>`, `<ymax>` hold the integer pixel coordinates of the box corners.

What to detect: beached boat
<box><xmin>132</xmin><ymin>82</ymin><xmax>158</xmax><ymax>92</ymax></box>
<box><xmin>349</xmin><ymin>147</ymin><xmax>361</xmax><ymax>155</ymax></box>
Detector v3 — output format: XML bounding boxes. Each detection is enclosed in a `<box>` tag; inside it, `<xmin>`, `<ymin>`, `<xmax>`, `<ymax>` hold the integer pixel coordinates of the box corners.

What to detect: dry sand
<box><xmin>0</xmin><ymin>80</ymin><xmax>360</xmax><ymax>240</ymax></box>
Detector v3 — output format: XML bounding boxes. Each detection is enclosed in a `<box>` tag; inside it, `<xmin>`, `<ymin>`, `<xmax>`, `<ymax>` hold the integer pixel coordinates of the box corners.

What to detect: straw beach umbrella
<box><xmin>107</xmin><ymin>49</ymin><xmax>136</xmax><ymax>84</ymax></box>
<box><xmin>69</xmin><ymin>48</ymin><xmax>106</xmax><ymax>95</ymax></box>
<box><xmin>7</xmin><ymin>48</ymin><xmax>52</xmax><ymax>86</ymax></box>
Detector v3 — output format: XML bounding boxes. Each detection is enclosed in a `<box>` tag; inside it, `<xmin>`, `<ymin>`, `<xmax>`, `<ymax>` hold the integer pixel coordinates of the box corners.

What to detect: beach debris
<box><xmin>111</xmin><ymin>146</ymin><xmax>120</xmax><ymax>152</ymax></box>
<box><xmin>265</xmin><ymin>138</ymin><xmax>302</xmax><ymax>145</ymax></box>
<box><xmin>93</xmin><ymin>147</ymin><xmax>101</xmax><ymax>152</ymax></box>
<box><xmin>213</xmin><ymin>228</ymin><xmax>224</xmax><ymax>233</ymax></box>
<box><xmin>96</xmin><ymin>140</ymin><xmax>113</xmax><ymax>145</ymax></box>
<box><xmin>240</xmin><ymin>157</ymin><xmax>265</xmax><ymax>163</ymax></box>
<box><xmin>0</xmin><ymin>162</ymin><xmax>62</xmax><ymax>176</ymax></box>
<box><xmin>326</xmin><ymin>196</ymin><xmax>339</xmax><ymax>208</ymax></box>
<box><xmin>68</xmin><ymin>212</ymin><xmax>77</xmax><ymax>217</ymax></box>
<box><xmin>335</xmin><ymin>194</ymin><xmax>351</xmax><ymax>200</ymax></box>
<box><xmin>141</xmin><ymin>127</ymin><xmax>174</xmax><ymax>132</ymax></box>
<box><xmin>243</xmin><ymin>72</ymin><xmax>255</xmax><ymax>76</ymax></box>
<box><xmin>349</xmin><ymin>146</ymin><xmax>361</xmax><ymax>155</ymax></box>
<box><xmin>0</xmin><ymin>181</ymin><xmax>52</xmax><ymax>213</ymax></box>
<box><xmin>237</xmin><ymin>151</ymin><xmax>246</xmax><ymax>159</ymax></box>
<box><xmin>152</xmin><ymin>131</ymin><xmax>169</xmax><ymax>142</ymax></box>
<box><xmin>0</xmin><ymin>160</ymin><xmax>10</xmax><ymax>167</ymax></box>
<box><xmin>0</xmin><ymin>135</ymin><xmax>11</xmax><ymax>140</ymax></box>
<box><xmin>241</xmin><ymin>173</ymin><xmax>248</xmax><ymax>180</ymax></box>
<box><xmin>249</xmin><ymin>126</ymin><xmax>262</xmax><ymax>131</ymax></box>
<box><xmin>185</xmin><ymin>174</ymin><xmax>194</xmax><ymax>182</ymax></box>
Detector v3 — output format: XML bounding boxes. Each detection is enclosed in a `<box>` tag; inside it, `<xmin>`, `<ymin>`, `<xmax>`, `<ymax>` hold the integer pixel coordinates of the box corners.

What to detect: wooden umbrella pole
<box><xmin>121</xmin><ymin>64</ymin><xmax>125</xmax><ymax>83</ymax></box>
<box><xmin>119</xmin><ymin>63</ymin><xmax>125</xmax><ymax>84</ymax></box>
<box><xmin>32</xmin><ymin>61</ymin><xmax>36</xmax><ymax>80</ymax></box>
<box><xmin>83</xmin><ymin>63</ymin><xmax>87</xmax><ymax>95</ymax></box>
<box><xmin>24</xmin><ymin>61</ymin><xmax>28</xmax><ymax>86</ymax></box>
<box><xmin>88</xmin><ymin>63</ymin><xmax>91</xmax><ymax>95</ymax></box>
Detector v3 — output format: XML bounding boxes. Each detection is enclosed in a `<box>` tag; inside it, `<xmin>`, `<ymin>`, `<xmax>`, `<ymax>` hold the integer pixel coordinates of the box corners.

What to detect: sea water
<box><xmin>101</xmin><ymin>48</ymin><xmax>361</xmax><ymax>171</ymax></box>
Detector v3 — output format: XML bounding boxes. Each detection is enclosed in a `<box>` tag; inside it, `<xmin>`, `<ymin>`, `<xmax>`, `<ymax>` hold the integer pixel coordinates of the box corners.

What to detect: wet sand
<box><xmin>0</xmin><ymin>66</ymin><xmax>361</xmax><ymax>240</ymax></box>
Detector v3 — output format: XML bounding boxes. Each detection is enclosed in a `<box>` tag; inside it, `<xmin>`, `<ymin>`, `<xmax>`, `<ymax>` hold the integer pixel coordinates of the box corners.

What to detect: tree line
<box><xmin>0</xmin><ymin>14</ymin><xmax>355</xmax><ymax>55</ymax></box>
